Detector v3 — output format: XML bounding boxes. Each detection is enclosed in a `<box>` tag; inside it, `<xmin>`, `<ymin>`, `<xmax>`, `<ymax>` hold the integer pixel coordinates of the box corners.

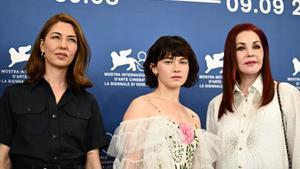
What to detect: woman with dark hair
<box><xmin>0</xmin><ymin>13</ymin><xmax>108</xmax><ymax>169</ymax></box>
<box><xmin>108</xmin><ymin>35</ymin><xmax>219</xmax><ymax>169</ymax></box>
<box><xmin>206</xmin><ymin>23</ymin><xmax>300</xmax><ymax>169</ymax></box>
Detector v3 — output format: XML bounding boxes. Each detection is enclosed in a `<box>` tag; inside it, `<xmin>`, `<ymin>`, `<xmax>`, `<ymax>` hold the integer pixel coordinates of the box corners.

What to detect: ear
<box><xmin>150</xmin><ymin>63</ymin><xmax>158</xmax><ymax>75</ymax></box>
<box><xmin>40</xmin><ymin>39</ymin><xmax>45</xmax><ymax>53</ymax></box>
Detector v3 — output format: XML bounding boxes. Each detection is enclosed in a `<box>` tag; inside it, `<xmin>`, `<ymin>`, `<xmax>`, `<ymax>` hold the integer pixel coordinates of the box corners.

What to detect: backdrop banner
<box><xmin>0</xmin><ymin>0</ymin><xmax>299</xmax><ymax>168</ymax></box>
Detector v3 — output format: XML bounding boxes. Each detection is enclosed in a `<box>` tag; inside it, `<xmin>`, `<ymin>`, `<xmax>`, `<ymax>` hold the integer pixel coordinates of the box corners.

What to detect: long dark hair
<box><xmin>218</xmin><ymin>23</ymin><xmax>274</xmax><ymax>120</ymax></box>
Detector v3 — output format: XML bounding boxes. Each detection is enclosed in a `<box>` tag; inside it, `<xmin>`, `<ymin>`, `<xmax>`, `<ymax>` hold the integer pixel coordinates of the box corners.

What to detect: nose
<box><xmin>59</xmin><ymin>38</ymin><xmax>67</xmax><ymax>49</ymax></box>
<box><xmin>246</xmin><ymin>49</ymin><xmax>255</xmax><ymax>58</ymax></box>
<box><xmin>173</xmin><ymin>62</ymin><xmax>181</xmax><ymax>72</ymax></box>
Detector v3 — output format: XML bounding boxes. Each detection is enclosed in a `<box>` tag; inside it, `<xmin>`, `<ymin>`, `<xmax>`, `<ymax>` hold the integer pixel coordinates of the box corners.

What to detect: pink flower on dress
<box><xmin>179</xmin><ymin>122</ymin><xmax>195</xmax><ymax>144</ymax></box>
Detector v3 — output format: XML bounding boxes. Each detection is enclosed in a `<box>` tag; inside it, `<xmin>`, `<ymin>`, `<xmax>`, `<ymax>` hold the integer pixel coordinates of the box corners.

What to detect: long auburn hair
<box><xmin>26</xmin><ymin>13</ymin><xmax>92</xmax><ymax>90</ymax></box>
<box><xmin>218</xmin><ymin>23</ymin><xmax>274</xmax><ymax>120</ymax></box>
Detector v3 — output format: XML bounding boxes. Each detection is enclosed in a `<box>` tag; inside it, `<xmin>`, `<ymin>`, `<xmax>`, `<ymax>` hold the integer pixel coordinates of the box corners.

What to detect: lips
<box><xmin>245</xmin><ymin>60</ymin><xmax>257</xmax><ymax>65</ymax></box>
<box><xmin>171</xmin><ymin>76</ymin><xmax>182</xmax><ymax>79</ymax></box>
<box><xmin>55</xmin><ymin>52</ymin><xmax>68</xmax><ymax>59</ymax></box>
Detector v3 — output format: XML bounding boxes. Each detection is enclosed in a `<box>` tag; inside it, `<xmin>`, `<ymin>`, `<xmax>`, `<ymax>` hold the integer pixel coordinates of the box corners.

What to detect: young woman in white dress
<box><xmin>108</xmin><ymin>35</ymin><xmax>219</xmax><ymax>169</ymax></box>
<box><xmin>206</xmin><ymin>23</ymin><xmax>300</xmax><ymax>169</ymax></box>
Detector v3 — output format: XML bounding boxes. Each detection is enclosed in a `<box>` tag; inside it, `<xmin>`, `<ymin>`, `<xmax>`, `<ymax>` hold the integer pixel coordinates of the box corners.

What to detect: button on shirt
<box><xmin>0</xmin><ymin>78</ymin><xmax>109</xmax><ymax>163</ymax></box>
<box><xmin>206</xmin><ymin>75</ymin><xmax>300</xmax><ymax>169</ymax></box>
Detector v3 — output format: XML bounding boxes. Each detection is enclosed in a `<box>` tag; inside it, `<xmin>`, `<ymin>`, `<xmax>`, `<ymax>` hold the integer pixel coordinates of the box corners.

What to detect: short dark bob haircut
<box><xmin>144</xmin><ymin>35</ymin><xmax>199</xmax><ymax>88</ymax></box>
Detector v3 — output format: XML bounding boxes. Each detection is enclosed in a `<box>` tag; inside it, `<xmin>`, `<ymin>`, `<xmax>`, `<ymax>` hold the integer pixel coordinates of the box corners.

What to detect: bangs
<box><xmin>158</xmin><ymin>44</ymin><xmax>191</xmax><ymax>61</ymax></box>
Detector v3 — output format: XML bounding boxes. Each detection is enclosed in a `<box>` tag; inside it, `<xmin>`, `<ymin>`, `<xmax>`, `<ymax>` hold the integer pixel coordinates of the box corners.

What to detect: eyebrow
<box><xmin>253</xmin><ymin>40</ymin><xmax>261</xmax><ymax>44</ymax></box>
<box><xmin>236</xmin><ymin>40</ymin><xmax>261</xmax><ymax>45</ymax></box>
<box><xmin>50</xmin><ymin>32</ymin><xmax>77</xmax><ymax>38</ymax></box>
<box><xmin>163</xmin><ymin>56</ymin><xmax>188</xmax><ymax>60</ymax></box>
<box><xmin>178</xmin><ymin>57</ymin><xmax>188</xmax><ymax>60</ymax></box>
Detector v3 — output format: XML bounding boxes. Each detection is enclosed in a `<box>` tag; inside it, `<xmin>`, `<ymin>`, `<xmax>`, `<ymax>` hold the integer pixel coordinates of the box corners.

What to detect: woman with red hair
<box><xmin>206</xmin><ymin>23</ymin><xmax>300</xmax><ymax>169</ymax></box>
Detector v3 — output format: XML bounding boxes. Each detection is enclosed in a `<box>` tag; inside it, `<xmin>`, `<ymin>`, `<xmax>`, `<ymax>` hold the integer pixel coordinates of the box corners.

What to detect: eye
<box><xmin>162</xmin><ymin>59</ymin><xmax>173</xmax><ymax>64</ymax></box>
<box><xmin>51</xmin><ymin>35</ymin><xmax>60</xmax><ymax>39</ymax></box>
<box><xmin>180</xmin><ymin>60</ymin><xmax>188</xmax><ymax>64</ymax></box>
<box><xmin>236</xmin><ymin>46</ymin><xmax>245</xmax><ymax>51</ymax></box>
<box><xmin>68</xmin><ymin>38</ymin><xmax>77</xmax><ymax>44</ymax></box>
<box><xmin>164</xmin><ymin>60</ymin><xmax>173</xmax><ymax>64</ymax></box>
<box><xmin>253</xmin><ymin>44</ymin><xmax>261</xmax><ymax>49</ymax></box>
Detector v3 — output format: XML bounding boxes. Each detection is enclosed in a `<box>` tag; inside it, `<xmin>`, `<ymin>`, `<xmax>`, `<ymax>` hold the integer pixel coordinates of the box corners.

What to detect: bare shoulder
<box><xmin>185</xmin><ymin>107</ymin><xmax>202</xmax><ymax>128</ymax></box>
<box><xmin>122</xmin><ymin>95</ymin><xmax>152</xmax><ymax>121</ymax></box>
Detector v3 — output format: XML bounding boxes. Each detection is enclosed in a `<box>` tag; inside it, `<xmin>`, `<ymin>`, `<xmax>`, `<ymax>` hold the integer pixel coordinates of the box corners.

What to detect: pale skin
<box><xmin>123</xmin><ymin>55</ymin><xmax>201</xmax><ymax>129</ymax></box>
<box><xmin>0</xmin><ymin>144</ymin><xmax>11</xmax><ymax>169</ymax></box>
<box><xmin>121</xmin><ymin>55</ymin><xmax>201</xmax><ymax>168</ymax></box>
<box><xmin>85</xmin><ymin>149</ymin><xmax>102</xmax><ymax>169</ymax></box>
<box><xmin>0</xmin><ymin>21</ymin><xmax>102</xmax><ymax>169</ymax></box>
<box><xmin>235</xmin><ymin>30</ymin><xmax>264</xmax><ymax>96</ymax></box>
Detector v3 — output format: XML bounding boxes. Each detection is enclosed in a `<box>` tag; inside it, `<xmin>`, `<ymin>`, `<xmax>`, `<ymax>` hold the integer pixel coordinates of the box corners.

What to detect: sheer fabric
<box><xmin>108</xmin><ymin>116</ymin><xmax>220</xmax><ymax>169</ymax></box>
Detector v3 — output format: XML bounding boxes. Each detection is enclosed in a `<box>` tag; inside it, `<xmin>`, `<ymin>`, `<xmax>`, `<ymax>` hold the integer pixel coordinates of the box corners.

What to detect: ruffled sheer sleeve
<box><xmin>107</xmin><ymin>117</ymin><xmax>173</xmax><ymax>169</ymax></box>
<box><xmin>192</xmin><ymin>129</ymin><xmax>221</xmax><ymax>169</ymax></box>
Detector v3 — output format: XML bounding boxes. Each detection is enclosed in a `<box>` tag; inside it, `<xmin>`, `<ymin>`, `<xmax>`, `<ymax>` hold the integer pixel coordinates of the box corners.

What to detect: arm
<box><xmin>191</xmin><ymin>99</ymin><xmax>221</xmax><ymax>169</ymax></box>
<box><xmin>0</xmin><ymin>89</ymin><xmax>14</xmax><ymax>169</ymax></box>
<box><xmin>206</xmin><ymin>98</ymin><xmax>218</xmax><ymax>134</ymax></box>
<box><xmin>280</xmin><ymin>83</ymin><xmax>300</xmax><ymax>169</ymax></box>
<box><xmin>108</xmin><ymin>97</ymin><xmax>151</xmax><ymax>168</ymax></box>
<box><xmin>205</xmin><ymin>97</ymin><xmax>221</xmax><ymax>168</ymax></box>
<box><xmin>82</xmin><ymin>96</ymin><xmax>108</xmax><ymax>169</ymax></box>
<box><xmin>122</xmin><ymin>98</ymin><xmax>148</xmax><ymax>168</ymax></box>
<box><xmin>0</xmin><ymin>144</ymin><xmax>11</xmax><ymax>169</ymax></box>
<box><xmin>85</xmin><ymin>149</ymin><xmax>101</xmax><ymax>169</ymax></box>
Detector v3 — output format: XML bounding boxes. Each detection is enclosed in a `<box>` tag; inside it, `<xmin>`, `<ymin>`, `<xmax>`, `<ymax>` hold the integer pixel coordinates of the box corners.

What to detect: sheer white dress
<box><xmin>108</xmin><ymin>116</ymin><xmax>220</xmax><ymax>169</ymax></box>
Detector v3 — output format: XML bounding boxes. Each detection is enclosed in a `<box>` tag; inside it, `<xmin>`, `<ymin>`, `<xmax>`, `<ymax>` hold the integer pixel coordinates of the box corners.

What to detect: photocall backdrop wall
<box><xmin>0</xmin><ymin>0</ymin><xmax>299</xmax><ymax>167</ymax></box>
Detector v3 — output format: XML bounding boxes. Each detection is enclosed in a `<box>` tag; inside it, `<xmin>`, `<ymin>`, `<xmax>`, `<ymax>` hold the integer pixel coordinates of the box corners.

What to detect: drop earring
<box><xmin>41</xmin><ymin>52</ymin><xmax>45</xmax><ymax>57</ymax></box>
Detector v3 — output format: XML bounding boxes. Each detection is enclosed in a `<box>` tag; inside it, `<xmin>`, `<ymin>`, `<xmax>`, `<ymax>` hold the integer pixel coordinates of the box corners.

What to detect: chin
<box><xmin>168</xmin><ymin>84</ymin><xmax>184</xmax><ymax>89</ymax></box>
<box><xmin>241</xmin><ymin>68</ymin><xmax>261</xmax><ymax>74</ymax></box>
<box><xmin>54</xmin><ymin>64</ymin><xmax>70</xmax><ymax>69</ymax></box>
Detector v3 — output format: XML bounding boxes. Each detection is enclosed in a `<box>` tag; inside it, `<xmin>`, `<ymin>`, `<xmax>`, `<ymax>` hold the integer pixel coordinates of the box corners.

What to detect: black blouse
<box><xmin>0</xmin><ymin>78</ymin><xmax>109</xmax><ymax>163</ymax></box>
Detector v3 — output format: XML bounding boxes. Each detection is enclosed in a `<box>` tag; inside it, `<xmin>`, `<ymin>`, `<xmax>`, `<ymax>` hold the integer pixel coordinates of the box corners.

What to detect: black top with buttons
<box><xmin>0</xmin><ymin>78</ymin><xmax>109</xmax><ymax>163</ymax></box>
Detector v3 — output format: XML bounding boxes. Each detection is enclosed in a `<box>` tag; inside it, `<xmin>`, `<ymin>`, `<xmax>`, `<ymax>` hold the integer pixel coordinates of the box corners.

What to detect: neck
<box><xmin>152</xmin><ymin>86</ymin><xmax>181</xmax><ymax>103</ymax></box>
<box><xmin>238</xmin><ymin>74</ymin><xmax>259</xmax><ymax>95</ymax></box>
<box><xmin>43</xmin><ymin>67</ymin><xmax>68</xmax><ymax>88</ymax></box>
